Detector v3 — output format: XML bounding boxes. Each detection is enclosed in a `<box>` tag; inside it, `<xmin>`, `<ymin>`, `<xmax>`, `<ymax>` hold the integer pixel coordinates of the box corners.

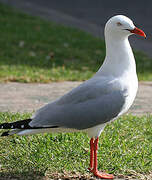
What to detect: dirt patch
<box><xmin>0</xmin><ymin>81</ymin><xmax>152</xmax><ymax>116</ymax></box>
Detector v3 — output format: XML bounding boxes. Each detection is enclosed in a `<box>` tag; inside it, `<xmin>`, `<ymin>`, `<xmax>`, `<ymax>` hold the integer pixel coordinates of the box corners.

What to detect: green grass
<box><xmin>0</xmin><ymin>3</ymin><xmax>152</xmax><ymax>82</ymax></box>
<box><xmin>0</xmin><ymin>112</ymin><xmax>152</xmax><ymax>179</ymax></box>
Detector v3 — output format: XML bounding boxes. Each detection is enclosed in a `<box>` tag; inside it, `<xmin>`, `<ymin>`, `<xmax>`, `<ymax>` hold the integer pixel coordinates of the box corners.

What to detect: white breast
<box><xmin>119</xmin><ymin>74</ymin><xmax>138</xmax><ymax>116</ymax></box>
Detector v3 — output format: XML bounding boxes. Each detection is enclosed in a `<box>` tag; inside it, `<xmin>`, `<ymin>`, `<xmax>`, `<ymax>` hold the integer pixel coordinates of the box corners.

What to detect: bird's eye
<box><xmin>117</xmin><ymin>22</ymin><xmax>122</xmax><ymax>26</ymax></box>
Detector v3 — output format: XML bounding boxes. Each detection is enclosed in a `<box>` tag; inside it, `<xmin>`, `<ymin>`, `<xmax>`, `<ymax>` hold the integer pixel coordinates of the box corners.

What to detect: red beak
<box><xmin>129</xmin><ymin>27</ymin><xmax>146</xmax><ymax>38</ymax></box>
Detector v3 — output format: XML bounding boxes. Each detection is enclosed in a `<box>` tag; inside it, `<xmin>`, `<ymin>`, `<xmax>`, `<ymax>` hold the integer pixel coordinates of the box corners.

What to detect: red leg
<box><xmin>89</xmin><ymin>137</ymin><xmax>114</xmax><ymax>179</ymax></box>
<box><xmin>88</xmin><ymin>138</ymin><xmax>94</xmax><ymax>170</ymax></box>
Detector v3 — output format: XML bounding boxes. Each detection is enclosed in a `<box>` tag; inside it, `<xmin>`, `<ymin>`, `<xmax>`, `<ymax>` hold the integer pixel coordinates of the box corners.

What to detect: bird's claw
<box><xmin>88</xmin><ymin>168</ymin><xmax>114</xmax><ymax>179</ymax></box>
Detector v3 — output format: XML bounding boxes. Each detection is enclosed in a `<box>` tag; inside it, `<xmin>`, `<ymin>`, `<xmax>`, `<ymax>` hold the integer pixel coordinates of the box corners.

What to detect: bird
<box><xmin>0</xmin><ymin>15</ymin><xmax>146</xmax><ymax>179</ymax></box>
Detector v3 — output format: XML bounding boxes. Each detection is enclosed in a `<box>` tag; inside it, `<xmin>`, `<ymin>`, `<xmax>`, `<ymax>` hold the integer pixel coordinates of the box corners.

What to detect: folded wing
<box><xmin>30</xmin><ymin>77</ymin><xmax>127</xmax><ymax>130</ymax></box>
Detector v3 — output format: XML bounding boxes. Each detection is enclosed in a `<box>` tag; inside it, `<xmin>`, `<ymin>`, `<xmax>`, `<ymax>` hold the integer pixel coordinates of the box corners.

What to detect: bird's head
<box><xmin>105</xmin><ymin>15</ymin><xmax>146</xmax><ymax>39</ymax></box>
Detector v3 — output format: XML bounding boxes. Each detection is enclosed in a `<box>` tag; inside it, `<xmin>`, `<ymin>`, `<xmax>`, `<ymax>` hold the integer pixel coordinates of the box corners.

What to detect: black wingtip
<box><xmin>1</xmin><ymin>131</ymin><xmax>10</xmax><ymax>136</ymax></box>
<box><xmin>0</xmin><ymin>118</ymin><xmax>32</xmax><ymax>129</ymax></box>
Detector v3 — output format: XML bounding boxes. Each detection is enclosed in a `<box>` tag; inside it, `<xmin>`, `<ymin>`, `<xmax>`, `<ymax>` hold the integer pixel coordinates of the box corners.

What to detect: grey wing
<box><xmin>30</xmin><ymin>78</ymin><xmax>126</xmax><ymax>130</ymax></box>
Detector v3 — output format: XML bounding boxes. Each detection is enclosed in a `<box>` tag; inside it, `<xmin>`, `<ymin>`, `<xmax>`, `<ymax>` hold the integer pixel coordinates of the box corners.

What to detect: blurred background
<box><xmin>0</xmin><ymin>0</ymin><xmax>151</xmax><ymax>83</ymax></box>
<box><xmin>0</xmin><ymin>0</ymin><xmax>151</xmax><ymax>56</ymax></box>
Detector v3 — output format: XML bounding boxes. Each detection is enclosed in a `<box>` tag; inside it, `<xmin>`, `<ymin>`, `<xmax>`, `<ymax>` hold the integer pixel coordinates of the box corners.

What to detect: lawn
<box><xmin>0</xmin><ymin>3</ymin><xmax>151</xmax><ymax>82</ymax></box>
<box><xmin>0</xmin><ymin>112</ymin><xmax>152</xmax><ymax>179</ymax></box>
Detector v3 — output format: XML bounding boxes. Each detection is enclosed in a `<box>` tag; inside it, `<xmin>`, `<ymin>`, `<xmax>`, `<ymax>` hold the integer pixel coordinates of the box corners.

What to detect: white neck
<box><xmin>97</xmin><ymin>34</ymin><xmax>137</xmax><ymax>77</ymax></box>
